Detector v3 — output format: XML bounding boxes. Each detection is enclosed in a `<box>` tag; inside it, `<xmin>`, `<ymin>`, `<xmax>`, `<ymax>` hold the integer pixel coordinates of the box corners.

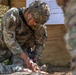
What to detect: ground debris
<box><xmin>0</xmin><ymin>72</ymin><xmax>42</xmax><ymax>75</ymax></box>
<box><xmin>49</xmin><ymin>72</ymin><xmax>72</xmax><ymax>75</ymax></box>
<box><xmin>0</xmin><ymin>71</ymin><xmax>72</xmax><ymax>75</ymax></box>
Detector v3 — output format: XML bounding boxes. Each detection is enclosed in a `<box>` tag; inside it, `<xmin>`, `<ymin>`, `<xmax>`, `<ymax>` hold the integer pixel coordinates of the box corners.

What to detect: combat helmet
<box><xmin>28</xmin><ymin>0</ymin><xmax>50</xmax><ymax>24</ymax></box>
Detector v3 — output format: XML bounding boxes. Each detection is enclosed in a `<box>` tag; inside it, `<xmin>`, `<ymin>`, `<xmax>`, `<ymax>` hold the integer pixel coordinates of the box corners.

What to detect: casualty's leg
<box><xmin>0</xmin><ymin>63</ymin><xmax>24</xmax><ymax>74</ymax></box>
<box><xmin>0</xmin><ymin>53</ymin><xmax>25</xmax><ymax>74</ymax></box>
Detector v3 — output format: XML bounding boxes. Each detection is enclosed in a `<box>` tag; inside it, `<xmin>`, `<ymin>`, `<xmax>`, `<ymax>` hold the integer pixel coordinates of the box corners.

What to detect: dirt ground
<box><xmin>2</xmin><ymin>72</ymin><xmax>72</xmax><ymax>75</ymax></box>
<box><xmin>6</xmin><ymin>71</ymin><xmax>72</xmax><ymax>75</ymax></box>
<box><xmin>3</xmin><ymin>72</ymin><xmax>72</xmax><ymax>75</ymax></box>
<box><xmin>48</xmin><ymin>66</ymin><xmax>72</xmax><ymax>75</ymax></box>
<box><xmin>49</xmin><ymin>72</ymin><xmax>72</xmax><ymax>75</ymax></box>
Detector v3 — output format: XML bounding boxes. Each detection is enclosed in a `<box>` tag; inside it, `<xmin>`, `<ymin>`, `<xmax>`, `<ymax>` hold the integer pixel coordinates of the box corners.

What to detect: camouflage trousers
<box><xmin>59</xmin><ymin>42</ymin><xmax>76</xmax><ymax>75</ymax></box>
<box><xmin>0</xmin><ymin>49</ymin><xmax>27</xmax><ymax>74</ymax></box>
<box><xmin>67</xmin><ymin>49</ymin><xmax>76</xmax><ymax>75</ymax></box>
<box><xmin>64</xmin><ymin>31</ymin><xmax>76</xmax><ymax>75</ymax></box>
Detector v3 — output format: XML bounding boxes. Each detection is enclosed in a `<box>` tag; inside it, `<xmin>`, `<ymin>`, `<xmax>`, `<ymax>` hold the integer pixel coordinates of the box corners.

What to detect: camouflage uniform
<box><xmin>0</xmin><ymin>7</ymin><xmax>47</xmax><ymax>74</ymax></box>
<box><xmin>57</xmin><ymin>0</ymin><xmax>76</xmax><ymax>74</ymax></box>
<box><xmin>64</xmin><ymin>0</ymin><xmax>76</xmax><ymax>74</ymax></box>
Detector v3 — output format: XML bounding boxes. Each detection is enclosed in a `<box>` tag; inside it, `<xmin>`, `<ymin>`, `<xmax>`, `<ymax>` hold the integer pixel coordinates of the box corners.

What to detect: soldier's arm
<box><xmin>34</xmin><ymin>25</ymin><xmax>47</xmax><ymax>59</ymax></box>
<box><xmin>2</xmin><ymin>9</ymin><xmax>24</xmax><ymax>55</ymax></box>
<box><xmin>2</xmin><ymin>8</ymin><xmax>30</xmax><ymax>65</ymax></box>
<box><xmin>64</xmin><ymin>1</ymin><xmax>76</xmax><ymax>49</ymax></box>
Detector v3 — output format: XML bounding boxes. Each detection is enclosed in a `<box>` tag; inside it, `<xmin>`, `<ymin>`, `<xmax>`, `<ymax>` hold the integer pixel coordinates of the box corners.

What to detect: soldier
<box><xmin>0</xmin><ymin>0</ymin><xmax>50</xmax><ymax>74</ymax></box>
<box><xmin>56</xmin><ymin>0</ymin><xmax>76</xmax><ymax>74</ymax></box>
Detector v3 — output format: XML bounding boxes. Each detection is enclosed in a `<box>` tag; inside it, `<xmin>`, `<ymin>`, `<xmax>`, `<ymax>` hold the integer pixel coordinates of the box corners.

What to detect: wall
<box><xmin>41</xmin><ymin>25</ymin><xmax>71</xmax><ymax>65</ymax></box>
<box><xmin>10</xmin><ymin>0</ymin><xmax>26</xmax><ymax>8</ymax></box>
<box><xmin>0</xmin><ymin>0</ymin><xmax>9</xmax><ymax>6</ymax></box>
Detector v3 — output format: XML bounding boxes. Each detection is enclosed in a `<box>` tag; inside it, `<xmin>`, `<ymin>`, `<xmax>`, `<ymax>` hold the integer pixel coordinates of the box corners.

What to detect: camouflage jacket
<box><xmin>63</xmin><ymin>0</ymin><xmax>76</xmax><ymax>50</ymax></box>
<box><xmin>1</xmin><ymin>7</ymin><xmax>47</xmax><ymax>58</ymax></box>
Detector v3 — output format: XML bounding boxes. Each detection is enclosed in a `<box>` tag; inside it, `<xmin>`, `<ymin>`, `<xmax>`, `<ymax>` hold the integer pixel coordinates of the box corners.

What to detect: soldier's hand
<box><xmin>26</xmin><ymin>59</ymin><xmax>40</xmax><ymax>72</ymax></box>
<box><xmin>18</xmin><ymin>52</ymin><xmax>40</xmax><ymax>72</ymax></box>
<box><xmin>31</xmin><ymin>61</ymin><xmax>40</xmax><ymax>72</ymax></box>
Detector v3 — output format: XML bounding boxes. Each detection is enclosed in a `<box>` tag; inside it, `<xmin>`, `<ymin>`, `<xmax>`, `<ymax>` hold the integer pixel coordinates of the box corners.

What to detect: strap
<box><xmin>18</xmin><ymin>8</ymin><xmax>28</xmax><ymax>25</ymax></box>
<box><xmin>18</xmin><ymin>8</ymin><xmax>34</xmax><ymax>33</ymax></box>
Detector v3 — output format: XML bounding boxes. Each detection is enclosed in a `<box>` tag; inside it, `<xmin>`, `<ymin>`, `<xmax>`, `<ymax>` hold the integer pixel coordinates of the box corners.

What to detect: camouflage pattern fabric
<box><xmin>0</xmin><ymin>63</ymin><xmax>24</xmax><ymax>74</ymax></box>
<box><xmin>0</xmin><ymin>48</ymin><xmax>12</xmax><ymax>62</ymax></box>
<box><xmin>0</xmin><ymin>7</ymin><xmax>47</xmax><ymax>73</ymax></box>
<box><xmin>57</xmin><ymin>0</ymin><xmax>76</xmax><ymax>74</ymax></box>
<box><xmin>0</xmin><ymin>54</ymin><xmax>27</xmax><ymax>74</ymax></box>
<box><xmin>28</xmin><ymin>0</ymin><xmax>50</xmax><ymax>24</ymax></box>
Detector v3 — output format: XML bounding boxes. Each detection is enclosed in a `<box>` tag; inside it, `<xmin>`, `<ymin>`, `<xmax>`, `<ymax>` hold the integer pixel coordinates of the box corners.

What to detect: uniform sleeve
<box><xmin>34</xmin><ymin>25</ymin><xmax>47</xmax><ymax>59</ymax></box>
<box><xmin>64</xmin><ymin>4</ymin><xmax>76</xmax><ymax>50</ymax></box>
<box><xmin>65</xmin><ymin>17</ymin><xmax>76</xmax><ymax>50</ymax></box>
<box><xmin>2</xmin><ymin>9</ymin><xmax>23</xmax><ymax>55</ymax></box>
